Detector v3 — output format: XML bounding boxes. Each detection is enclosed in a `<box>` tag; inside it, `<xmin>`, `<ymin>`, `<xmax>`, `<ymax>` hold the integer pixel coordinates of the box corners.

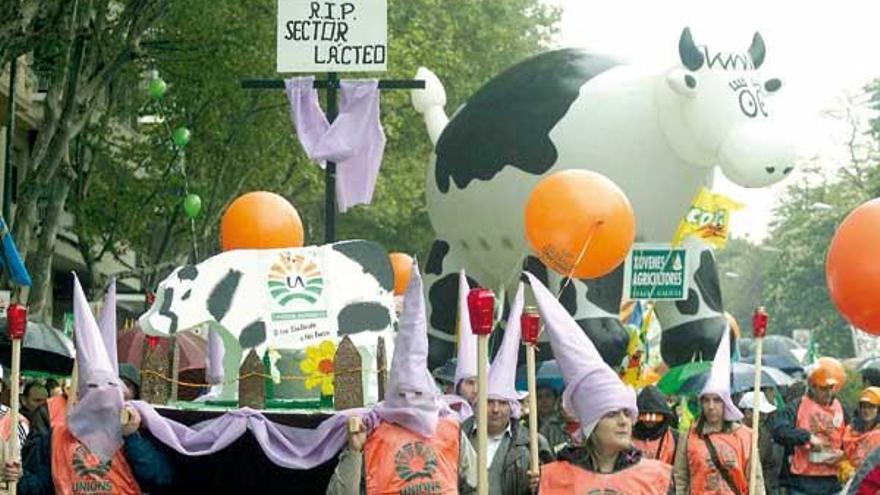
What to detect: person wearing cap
<box><xmin>772</xmin><ymin>357</ymin><xmax>848</xmax><ymax>495</ymax></box>
<box><xmin>739</xmin><ymin>390</ymin><xmax>784</xmax><ymax>494</ymax></box>
<box><xmin>433</xmin><ymin>358</ymin><xmax>457</xmax><ymax>395</ymax></box>
<box><xmin>118</xmin><ymin>363</ymin><xmax>141</xmax><ymax>401</ymax></box>
<box><xmin>633</xmin><ymin>386</ymin><xmax>679</xmax><ymax>465</ymax></box>
<box><xmin>843</xmin><ymin>387</ymin><xmax>880</xmax><ymax>470</ymax></box>
<box><xmin>2</xmin><ymin>276</ymin><xmax>172</xmax><ymax>494</ymax></box>
<box><xmin>673</xmin><ymin>326</ymin><xmax>764</xmax><ymax>494</ymax></box>
<box><xmin>327</xmin><ymin>263</ymin><xmax>477</xmax><ymax>495</ymax></box>
<box><xmin>461</xmin><ymin>284</ymin><xmax>552</xmax><ymax>495</ymax></box>
<box><xmin>541</xmin><ymin>403</ymin><xmax>582</xmax><ymax>455</ymax></box>
<box><xmin>524</xmin><ymin>273</ymin><xmax>673</xmax><ymax>494</ymax></box>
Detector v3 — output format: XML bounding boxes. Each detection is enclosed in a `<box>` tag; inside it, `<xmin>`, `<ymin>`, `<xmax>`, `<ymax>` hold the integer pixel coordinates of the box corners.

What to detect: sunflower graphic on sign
<box><xmin>267</xmin><ymin>252</ymin><xmax>324</xmax><ymax>306</ymax></box>
<box><xmin>300</xmin><ymin>340</ymin><xmax>337</xmax><ymax>395</ymax></box>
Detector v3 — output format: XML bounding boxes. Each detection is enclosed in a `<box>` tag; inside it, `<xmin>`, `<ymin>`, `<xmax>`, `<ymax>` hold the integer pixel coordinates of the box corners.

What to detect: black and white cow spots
<box><xmin>434</xmin><ymin>49</ymin><xmax>620</xmax><ymax>193</ymax></box>
<box><xmin>656</xmin><ymin>243</ymin><xmax>726</xmax><ymax>367</ymax></box>
<box><xmin>158</xmin><ymin>287</ymin><xmax>178</xmax><ymax>334</ymax></box>
<box><xmin>426</xmin><ymin>272</ymin><xmax>479</xmax><ymax>369</ymax></box>
<box><xmin>337</xmin><ymin>302</ymin><xmax>392</xmax><ymax>335</ymax></box>
<box><xmin>207</xmin><ymin>269</ymin><xmax>243</xmax><ymax>323</ymax></box>
<box><xmin>239</xmin><ymin>320</ymin><xmax>267</xmax><ymax>348</ymax></box>
<box><xmin>426</xmin><ymin>240</ymin><xmax>450</xmax><ymax>276</ymax></box>
<box><xmin>332</xmin><ymin>240</ymin><xmax>395</xmax><ymax>293</ymax></box>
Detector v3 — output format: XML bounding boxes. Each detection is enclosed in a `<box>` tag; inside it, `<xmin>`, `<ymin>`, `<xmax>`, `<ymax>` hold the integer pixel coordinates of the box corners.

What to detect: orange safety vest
<box><xmin>51</xmin><ymin>424</ymin><xmax>140</xmax><ymax>495</ymax></box>
<box><xmin>843</xmin><ymin>425</ymin><xmax>880</xmax><ymax>469</ymax></box>
<box><xmin>539</xmin><ymin>457</ymin><xmax>672</xmax><ymax>495</ymax></box>
<box><xmin>791</xmin><ymin>395</ymin><xmax>845</xmax><ymax>477</ymax></box>
<box><xmin>364</xmin><ymin>417</ymin><xmax>459</xmax><ymax>495</ymax></box>
<box><xmin>48</xmin><ymin>395</ymin><xmax>68</xmax><ymax>428</ymax></box>
<box><xmin>686</xmin><ymin>425</ymin><xmax>752</xmax><ymax>494</ymax></box>
<box><xmin>0</xmin><ymin>412</ymin><xmax>28</xmax><ymax>447</ymax></box>
<box><xmin>632</xmin><ymin>429</ymin><xmax>676</xmax><ymax>465</ymax></box>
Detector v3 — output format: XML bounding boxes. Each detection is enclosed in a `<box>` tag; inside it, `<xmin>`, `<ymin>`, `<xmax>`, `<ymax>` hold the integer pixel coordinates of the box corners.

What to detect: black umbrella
<box><xmin>741</xmin><ymin>353</ymin><xmax>804</xmax><ymax>375</ymax></box>
<box><xmin>0</xmin><ymin>319</ymin><xmax>75</xmax><ymax>375</ymax></box>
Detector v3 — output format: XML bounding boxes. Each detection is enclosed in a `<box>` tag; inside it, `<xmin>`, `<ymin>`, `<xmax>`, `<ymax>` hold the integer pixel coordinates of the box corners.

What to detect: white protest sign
<box><xmin>277</xmin><ymin>0</ymin><xmax>388</xmax><ymax>73</ymax></box>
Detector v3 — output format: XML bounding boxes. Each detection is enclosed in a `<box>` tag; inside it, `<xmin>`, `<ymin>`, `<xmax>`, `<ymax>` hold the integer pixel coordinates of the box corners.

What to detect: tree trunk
<box><xmin>27</xmin><ymin>174</ymin><xmax>72</xmax><ymax>321</ymax></box>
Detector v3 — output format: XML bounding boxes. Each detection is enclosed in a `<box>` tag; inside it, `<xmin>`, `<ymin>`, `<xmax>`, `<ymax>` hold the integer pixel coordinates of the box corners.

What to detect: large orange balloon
<box><xmin>220</xmin><ymin>191</ymin><xmax>304</xmax><ymax>251</ymax></box>
<box><xmin>827</xmin><ymin>199</ymin><xmax>880</xmax><ymax>335</ymax></box>
<box><xmin>389</xmin><ymin>252</ymin><xmax>413</xmax><ymax>295</ymax></box>
<box><xmin>525</xmin><ymin>170</ymin><xmax>636</xmax><ymax>279</ymax></box>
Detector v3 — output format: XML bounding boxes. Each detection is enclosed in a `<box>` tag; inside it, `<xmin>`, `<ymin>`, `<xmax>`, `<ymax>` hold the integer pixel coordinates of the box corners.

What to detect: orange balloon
<box><xmin>389</xmin><ymin>252</ymin><xmax>414</xmax><ymax>295</ymax></box>
<box><xmin>827</xmin><ymin>199</ymin><xmax>880</xmax><ymax>335</ymax></box>
<box><xmin>220</xmin><ymin>191</ymin><xmax>304</xmax><ymax>251</ymax></box>
<box><xmin>525</xmin><ymin>170</ymin><xmax>636</xmax><ymax>279</ymax></box>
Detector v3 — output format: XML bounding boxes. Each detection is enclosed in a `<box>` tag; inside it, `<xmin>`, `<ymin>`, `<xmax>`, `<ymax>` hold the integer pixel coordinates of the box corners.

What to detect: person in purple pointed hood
<box><xmin>673</xmin><ymin>324</ymin><xmax>764</xmax><ymax>494</ymax></box>
<box><xmin>524</xmin><ymin>273</ymin><xmax>673</xmax><ymax>495</ymax></box>
<box><xmin>326</xmin><ymin>260</ymin><xmax>477</xmax><ymax>495</ymax></box>
<box><xmin>453</xmin><ymin>270</ymin><xmax>479</xmax><ymax>407</ymax></box>
<box><xmin>461</xmin><ymin>282</ymin><xmax>552</xmax><ymax>495</ymax></box>
<box><xmin>3</xmin><ymin>275</ymin><xmax>173</xmax><ymax>494</ymax></box>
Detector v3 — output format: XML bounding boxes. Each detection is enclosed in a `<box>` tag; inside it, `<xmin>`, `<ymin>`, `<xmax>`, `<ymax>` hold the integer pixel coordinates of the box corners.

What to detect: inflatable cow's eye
<box><xmin>666</xmin><ymin>70</ymin><xmax>697</xmax><ymax>98</ymax></box>
<box><xmin>764</xmin><ymin>78</ymin><xmax>782</xmax><ymax>93</ymax></box>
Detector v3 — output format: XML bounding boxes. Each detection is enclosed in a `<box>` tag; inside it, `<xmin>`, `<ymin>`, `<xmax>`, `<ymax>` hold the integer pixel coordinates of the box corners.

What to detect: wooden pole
<box><xmin>749</xmin><ymin>307</ymin><xmax>768</xmax><ymax>495</ymax></box>
<box><xmin>526</xmin><ymin>343</ymin><xmax>539</xmax><ymax>478</ymax></box>
<box><xmin>748</xmin><ymin>335</ymin><xmax>764</xmax><ymax>494</ymax></box>
<box><xmin>476</xmin><ymin>334</ymin><xmax>489</xmax><ymax>495</ymax></box>
<box><xmin>7</xmin><ymin>339</ymin><xmax>21</xmax><ymax>495</ymax></box>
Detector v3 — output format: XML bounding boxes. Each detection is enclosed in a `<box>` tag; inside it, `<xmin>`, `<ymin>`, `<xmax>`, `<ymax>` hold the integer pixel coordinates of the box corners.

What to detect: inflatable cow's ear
<box><xmin>678</xmin><ymin>27</ymin><xmax>705</xmax><ymax>72</ymax></box>
<box><xmin>666</xmin><ymin>70</ymin><xmax>697</xmax><ymax>98</ymax></box>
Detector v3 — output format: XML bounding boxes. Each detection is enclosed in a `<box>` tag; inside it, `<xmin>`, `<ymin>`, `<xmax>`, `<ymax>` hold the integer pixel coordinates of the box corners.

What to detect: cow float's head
<box><xmin>139</xmin><ymin>264</ymin><xmax>214</xmax><ymax>337</ymax></box>
<box><xmin>658</xmin><ymin>27</ymin><xmax>796</xmax><ymax>188</ymax></box>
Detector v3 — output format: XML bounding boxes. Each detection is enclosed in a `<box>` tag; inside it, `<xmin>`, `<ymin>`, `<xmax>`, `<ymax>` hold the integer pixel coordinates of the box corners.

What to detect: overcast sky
<box><xmin>549</xmin><ymin>0</ymin><xmax>880</xmax><ymax>240</ymax></box>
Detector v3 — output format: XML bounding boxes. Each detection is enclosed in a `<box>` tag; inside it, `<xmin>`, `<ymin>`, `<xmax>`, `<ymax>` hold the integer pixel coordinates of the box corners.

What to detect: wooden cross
<box><xmin>241</xmin><ymin>73</ymin><xmax>425</xmax><ymax>243</ymax></box>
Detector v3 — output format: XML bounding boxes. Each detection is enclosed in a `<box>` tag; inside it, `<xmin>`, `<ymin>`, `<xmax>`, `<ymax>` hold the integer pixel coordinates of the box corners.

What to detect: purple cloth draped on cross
<box><xmin>284</xmin><ymin>77</ymin><xmax>386</xmax><ymax>212</ymax></box>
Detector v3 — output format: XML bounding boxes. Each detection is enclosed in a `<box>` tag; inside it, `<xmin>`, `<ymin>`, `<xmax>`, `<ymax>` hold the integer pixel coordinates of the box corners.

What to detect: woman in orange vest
<box><xmin>523</xmin><ymin>273</ymin><xmax>673</xmax><ymax>495</ymax></box>
<box><xmin>772</xmin><ymin>357</ymin><xmax>848</xmax><ymax>495</ymax></box>
<box><xmin>633</xmin><ymin>386</ymin><xmax>679</xmax><ymax>465</ymax></box>
<box><xmin>2</xmin><ymin>276</ymin><xmax>173</xmax><ymax>495</ymax></box>
<box><xmin>844</xmin><ymin>387</ymin><xmax>880</xmax><ymax>469</ymax></box>
<box><xmin>673</xmin><ymin>325</ymin><xmax>764</xmax><ymax>494</ymax></box>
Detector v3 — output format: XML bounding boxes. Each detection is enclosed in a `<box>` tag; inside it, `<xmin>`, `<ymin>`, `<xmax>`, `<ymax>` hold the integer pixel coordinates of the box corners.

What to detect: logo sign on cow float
<box><xmin>623</xmin><ymin>243</ymin><xmax>689</xmax><ymax>301</ymax></box>
<box><xmin>277</xmin><ymin>0</ymin><xmax>388</xmax><ymax>72</ymax></box>
<box><xmin>266</xmin><ymin>248</ymin><xmax>332</xmax><ymax>347</ymax></box>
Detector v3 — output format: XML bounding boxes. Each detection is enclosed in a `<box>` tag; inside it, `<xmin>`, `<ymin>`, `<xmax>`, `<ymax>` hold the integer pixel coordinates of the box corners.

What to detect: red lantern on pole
<box><xmin>6</xmin><ymin>304</ymin><xmax>27</xmax><ymax>340</ymax></box>
<box><xmin>752</xmin><ymin>307</ymin><xmax>768</xmax><ymax>338</ymax></box>
<box><xmin>467</xmin><ymin>288</ymin><xmax>495</xmax><ymax>336</ymax></box>
<box><xmin>521</xmin><ymin>307</ymin><xmax>540</xmax><ymax>345</ymax></box>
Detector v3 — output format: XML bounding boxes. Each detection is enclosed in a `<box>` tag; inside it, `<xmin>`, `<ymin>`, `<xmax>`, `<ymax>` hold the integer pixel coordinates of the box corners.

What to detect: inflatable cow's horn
<box><xmin>411</xmin><ymin>67</ymin><xmax>449</xmax><ymax>146</ymax></box>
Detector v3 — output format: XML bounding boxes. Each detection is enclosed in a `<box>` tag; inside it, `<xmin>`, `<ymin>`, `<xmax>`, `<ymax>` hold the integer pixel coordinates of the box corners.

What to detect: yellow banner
<box><xmin>672</xmin><ymin>188</ymin><xmax>744</xmax><ymax>248</ymax></box>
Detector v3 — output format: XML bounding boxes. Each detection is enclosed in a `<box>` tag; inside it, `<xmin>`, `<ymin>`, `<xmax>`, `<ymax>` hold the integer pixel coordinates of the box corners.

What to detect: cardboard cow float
<box><xmin>138</xmin><ymin>239</ymin><xmax>397</xmax><ymax>406</ymax></box>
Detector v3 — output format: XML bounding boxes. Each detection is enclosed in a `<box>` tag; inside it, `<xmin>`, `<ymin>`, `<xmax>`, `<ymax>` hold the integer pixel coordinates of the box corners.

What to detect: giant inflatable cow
<box><xmin>139</xmin><ymin>239</ymin><xmax>397</xmax><ymax>401</ymax></box>
<box><xmin>411</xmin><ymin>28</ymin><xmax>795</xmax><ymax>369</ymax></box>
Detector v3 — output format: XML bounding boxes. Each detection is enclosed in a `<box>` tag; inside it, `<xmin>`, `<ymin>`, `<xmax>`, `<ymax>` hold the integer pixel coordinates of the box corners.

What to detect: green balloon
<box><xmin>183</xmin><ymin>193</ymin><xmax>202</xmax><ymax>218</ymax></box>
<box><xmin>148</xmin><ymin>78</ymin><xmax>167</xmax><ymax>99</ymax></box>
<box><xmin>173</xmin><ymin>127</ymin><xmax>191</xmax><ymax>147</ymax></box>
